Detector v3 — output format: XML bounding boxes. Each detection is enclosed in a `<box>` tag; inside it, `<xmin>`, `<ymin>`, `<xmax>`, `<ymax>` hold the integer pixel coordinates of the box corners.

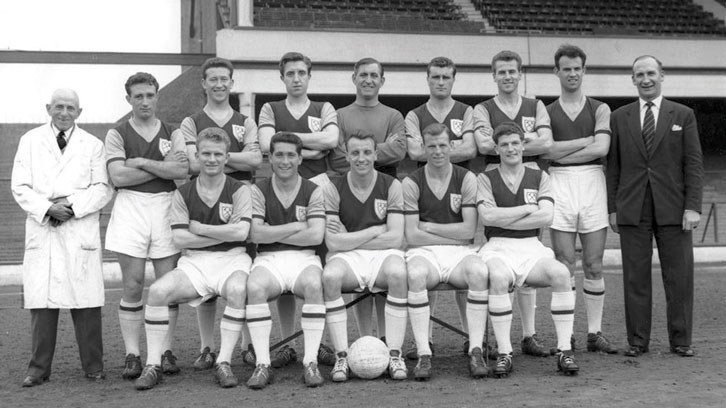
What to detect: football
<box><xmin>347</xmin><ymin>336</ymin><xmax>390</xmax><ymax>380</ymax></box>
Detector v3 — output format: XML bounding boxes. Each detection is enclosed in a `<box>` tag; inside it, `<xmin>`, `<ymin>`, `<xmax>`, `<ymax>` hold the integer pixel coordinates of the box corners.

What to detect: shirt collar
<box><xmin>639</xmin><ymin>95</ymin><xmax>663</xmax><ymax>110</ymax></box>
<box><xmin>50</xmin><ymin>123</ymin><xmax>75</xmax><ymax>139</ymax></box>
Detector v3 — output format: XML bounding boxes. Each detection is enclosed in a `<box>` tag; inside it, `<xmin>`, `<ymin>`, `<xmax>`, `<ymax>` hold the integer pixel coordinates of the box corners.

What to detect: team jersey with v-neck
<box><xmin>477</xmin><ymin>167</ymin><xmax>553</xmax><ymax>240</ymax></box>
<box><xmin>187</xmin><ymin>110</ymin><xmax>257</xmax><ymax>181</ymax></box>
<box><xmin>324</xmin><ymin>171</ymin><xmax>403</xmax><ymax>232</ymax></box>
<box><xmin>251</xmin><ymin>176</ymin><xmax>325</xmax><ymax>252</ymax></box>
<box><xmin>258</xmin><ymin>100</ymin><xmax>337</xmax><ymax>179</ymax></box>
<box><xmin>407</xmin><ymin>101</ymin><xmax>474</xmax><ymax>169</ymax></box>
<box><xmin>403</xmin><ymin>164</ymin><xmax>475</xmax><ymax>225</ymax></box>
<box><xmin>547</xmin><ymin>96</ymin><xmax>611</xmax><ymax>167</ymax></box>
<box><xmin>105</xmin><ymin>120</ymin><xmax>177</xmax><ymax>193</ymax></box>
<box><xmin>476</xmin><ymin>96</ymin><xmax>547</xmax><ymax>164</ymax></box>
<box><xmin>170</xmin><ymin>175</ymin><xmax>251</xmax><ymax>251</ymax></box>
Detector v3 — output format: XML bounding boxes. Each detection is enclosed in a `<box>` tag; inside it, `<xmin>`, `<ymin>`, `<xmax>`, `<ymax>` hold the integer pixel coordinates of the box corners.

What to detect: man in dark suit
<box><xmin>607</xmin><ymin>55</ymin><xmax>703</xmax><ymax>357</ymax></box>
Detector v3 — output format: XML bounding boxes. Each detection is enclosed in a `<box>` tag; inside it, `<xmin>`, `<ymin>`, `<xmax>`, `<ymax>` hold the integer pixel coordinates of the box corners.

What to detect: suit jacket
<box><xmin>606</xmin><ymin>98</ymin><xmax>703</xmax><ymax>226</ymax></box>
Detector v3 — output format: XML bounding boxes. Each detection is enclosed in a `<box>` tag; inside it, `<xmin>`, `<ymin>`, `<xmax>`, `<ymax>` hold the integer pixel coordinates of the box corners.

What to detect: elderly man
<box><xmin>12</xmin><ymin>89</ymin><xmax>113</xmax><ymax>387</ymax></box>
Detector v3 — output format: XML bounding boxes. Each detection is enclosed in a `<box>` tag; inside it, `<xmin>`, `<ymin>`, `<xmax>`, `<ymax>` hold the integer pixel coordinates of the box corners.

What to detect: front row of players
<box><xmin>135</xmin><ymin>121</ymin><xmax>577</xmax><ymax>391</ymax></box>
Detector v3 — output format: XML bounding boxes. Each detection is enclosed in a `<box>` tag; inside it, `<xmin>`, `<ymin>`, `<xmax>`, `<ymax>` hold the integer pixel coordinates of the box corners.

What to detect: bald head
<box><xmin>46</xmin><ymin>88</ymin><xmax>82</xmax><ymax>131</ymax></box>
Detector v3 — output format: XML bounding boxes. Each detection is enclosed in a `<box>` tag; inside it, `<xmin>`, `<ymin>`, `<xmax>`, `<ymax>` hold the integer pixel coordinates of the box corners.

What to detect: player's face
<box><xmin>346</xmin><ymin>137</ymin><xmax>377</xmax><ymax>176</ymax></box>
<box><xmin>632</xmin><ymin>57</ymin><xmax>664</xmax><ymax>102</ymax></box>
<box><xmin>281</xmin><ymin>61</ymin><xmax>310</xmax><ymax>97</ymax></box>
<box><xmin>555</xmin><ymin>56</ymin><xmax>585</xmax><ymax>93</ymax></box>
<box><xmin>493</xmin><ymin>60</ymin><xmax>521</xmax><ymax>95</ymax></box>
<box><xmin>427</xmin><ymin>66</ymin><xmax>455</xmax><ymax>100</ymax></box>
<box><xmin>423</xmin><ymin>131</ymin><xmax>452</xmax><ymax>168</ymax></box>
<box><xmin>202</xmin><ymin>67</ymin><xmax>234</xmax><ymax>104</ymax></box>
<box><xmin>46</xmin><ymin>94</ymin><xmax>81</xmax><ymax>132</ymax></box>
<box><xmin>353</xmin><ymin>63</ymin><xmax>385</xmax><ymax>100</ymax></box>
<box><xmin>196</xmin><ymin>140</ymin><xmax>229</xmax><ymax>176</ymax></box>
<box><xmin>126</xmin><ymin>83</ymin><xmax>158</xmax><ymax>121</ymax></box>
<box><xmin>270</xmin><ymin>142</ymin><xmax>302</xmax><ymax>179</ymax></box>
<box><xmin>495</xmin><ymin>133</ymin><xmax>524</xmax><ymax>166</ymax></box>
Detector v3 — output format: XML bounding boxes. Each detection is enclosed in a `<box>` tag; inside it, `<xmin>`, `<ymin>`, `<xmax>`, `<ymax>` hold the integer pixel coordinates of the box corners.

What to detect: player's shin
<box><xmin>144</xmin><ymin>305</ymin><xmax>170</xmax><ymax>366</ymax></box>
<box><xmin>551</xmin><ymin>291</ymin><xmax>575</xmax><ymax>351</ymax></box>
<box><xmin>301</xmin><ymin>304</ymin><xmax>326</xmax><ymax>365</ymax></box>
<box><xmin>325</xmin><ymin>298</ymin><xmax>348</xmax><ymax>353</ymax></box>
<box><xmin>385</xmin><ymin>295</ymin><xmax>409</xmax><ymax>351</ymax></box>
<box><xmin>407</xmin><ymin>290</ymin><xmax>431</xmax><ymax>355</ymax></box>
<box><xmin>489</xmin><ymin>294</ymin><xmax>513</xmax><ymax>355</ymax></box>
<box><xmin>466</xmin><ymin>290</ymin><xmax>489</xmax><ymax>353</ymax></box>
<box><xmin>218</xmin><ymin>307</ymin><xmax>245</xmax><ymax>364</ymax></box>
<box><xmin>246</xmin><ymin>304</ymin><xmax>273</xmax><ymax>365</ymax></box>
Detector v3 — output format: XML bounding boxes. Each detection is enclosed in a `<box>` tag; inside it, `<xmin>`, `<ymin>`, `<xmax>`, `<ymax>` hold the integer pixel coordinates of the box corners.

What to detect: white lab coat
<box><xmin>11</xmin><ymin>123</ymin><xmax>113</xmax><ymax>309</ymax></box>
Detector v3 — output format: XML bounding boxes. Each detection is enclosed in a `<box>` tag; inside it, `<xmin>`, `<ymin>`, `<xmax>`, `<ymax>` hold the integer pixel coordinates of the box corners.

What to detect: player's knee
<box><xmin>465</xmin><ymin>262</ymin><xmax>488</xmax><ymax>290</ymax></box>
<box><xmin>245</xmin><ymin>277</ymin><xmax>267</xmax><ymax>303</ymax></box>
<box><xmin>123</xmin><ymin>274</ymin><xmax>145</xmax><ymax>299</ymax></box>
<box><xmin>488</xmin><ymin>269</ymin><xmax>510</xmax><ymax>294</ymax></box>
<box><xmin>383</xmin><ymin>261</ymin><xmax>408</xmax><ymax>286</ymax></box>
<box><xmin>582</xmin><ymin>257</ymin><xmax>603</xmax><ymax>279</ymax></box>
<box><xmin>147</xmin><ymin>281</ymin><xmax>171</xmax><ymax>306</ymax></box>
<box><xmin>406</xmin><ymin>261</ymin><xmax>428</xmax><ymax>286</ymax></box>
<box><xmin>547</xmin><ymin>262</ymin><xmax>571</xmax><ymax>291</ymax></box>
<box><xmin>299</xmin><ymin>272</ymin><xmax>323</xmax><ymax>297</ymax></box>
<box><xmin>554</xmin><ymin>252</ymin><xmax>576</xmax><ymax>273</ymax></box>
<box><xmin>322</xmin><ymin>265</ymin><xmax>344</xmax><ymax>291</ymax></box>
<box><xmin>225</xmin><ymin>278</ymin><xmax>247</xmax><ymax>303</ymax></box>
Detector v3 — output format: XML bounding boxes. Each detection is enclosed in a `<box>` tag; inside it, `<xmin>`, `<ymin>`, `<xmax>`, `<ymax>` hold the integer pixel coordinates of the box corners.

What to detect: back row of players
<box><xmin>108</xmin><ymin>45</ymin><xmax>614</xmax><ymax>391</ymax></box>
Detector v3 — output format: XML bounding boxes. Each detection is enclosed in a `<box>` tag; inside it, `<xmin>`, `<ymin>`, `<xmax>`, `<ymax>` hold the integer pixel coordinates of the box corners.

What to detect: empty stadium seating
<box><xmin>252</xmin><ymin>0</ymin><xmax>726</xmax><ymax>36</ymax></box>
<box><xmin>474</xmin><ymin>0</ymin><xmax>726</xmax><ymax>36</ymax></box>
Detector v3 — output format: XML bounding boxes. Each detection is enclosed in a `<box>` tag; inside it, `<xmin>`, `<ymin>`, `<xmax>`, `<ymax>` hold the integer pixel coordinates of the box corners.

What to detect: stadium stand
<box><xmin>474</xmin><ymin>0</ymin><xmax>726</xmax><ymax>36</ymax></box>
<box><xmin>253</xmin><ymin>0</ymin><xmax>487</xmax><ymax>32</ymax></box>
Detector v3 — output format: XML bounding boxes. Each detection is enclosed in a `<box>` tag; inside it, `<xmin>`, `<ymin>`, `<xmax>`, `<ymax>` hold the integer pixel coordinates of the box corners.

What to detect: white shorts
<box><xmin>327</xmin><ymin>249</ymin><xmax>405</xmax><ymax>293</ymax></box>
<box><xmin>478</xmin><ymin>237</ymin><xmax>554</xmax><ymax>288</ymax></box>
<box><xmin>105</xmin><ymin>189</ymin><xmax>179</xmax><ymax>259</ymax></box>
<box><xmin>549</xmin><ymin>165</ymin><xmax>608</xmax><ymax>234</ymax></box>
<box><xmin>178</xmin><ymin>247</ymin><xmax>251</xmax><ymax>307</ymax></box>
<box><xmin>252</xmin><ymin>249</ymin><xmax>322</xmax><ymax>293</ymax></box>
<box><xmin>406</xmin><ymin>245</ymin><xmax>478</xmax><ymax>283</ymax></box>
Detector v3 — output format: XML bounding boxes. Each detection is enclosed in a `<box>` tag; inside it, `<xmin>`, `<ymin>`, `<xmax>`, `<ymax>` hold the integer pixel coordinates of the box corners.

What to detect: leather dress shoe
<box><xmin>671</xmin><ymin>345</ymin><xmax>695</xmax><ymax>357</ymax></box>
<box><xmin>22</xmin><ymin>375</ymin><xmax>49</xmax><ymax>387</ymax></box>
<box><xmin>85</xmin><ymin>371</ymin><xmax>106</xmax><ymax>382</ymax></box>
<box><xmin>623</xmin><ymin>345</ymin><xmax>648</xmax><ymax>357</ymax></box>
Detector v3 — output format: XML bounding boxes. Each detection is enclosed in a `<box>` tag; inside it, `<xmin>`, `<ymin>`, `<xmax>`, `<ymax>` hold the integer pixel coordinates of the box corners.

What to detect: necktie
<box><xmin>57</xmin><ymin>130</ymin><xmax>67</xmax><ymax>151</ymax></box>
<box><xmin>642</xmin><ymin>102</ymin><xmax>655</xmax><ymax>155</ymax></box>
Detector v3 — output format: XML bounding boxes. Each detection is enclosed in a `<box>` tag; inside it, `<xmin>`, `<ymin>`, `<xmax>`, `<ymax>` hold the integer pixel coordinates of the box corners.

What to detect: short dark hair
<box><xmin>279</xmin><ymin>52</ymin><xmax>312</xmax><ymax>76</ymax></box>
<box><xmin>201</xmin><ymin>57</ymin><xmax>234</xmax><ymax>79</ymax></box>
<box><xmin>427</xmin><ymin>56</ymin><xmax>456</xmax><ymax>77</ymax></box>
<box><xmin>554</xmin><ymin>44</ymin><xmax>587</xmax><ymax>69</ymax></box>
<box><xmin>270</xmin><ymin>132</ymin><xmax>303</xmax><ymax>155</ymax></box>
<box><xmin>196</xmin><ymin>127</ymin><xmax>231</xmax><ymax>151</ymax></box>
<box><xmin>422</xmin><ymin>123</ymin><xmax>451</xmax><ymax>142</ymax></box>
<box><xmin>354</xmin><ymin>57</ymin><xmax>384</xmax><ymax>77</ymax></box>
<box><xmin>491</xmin><ymin>50</ymin><xmax>522</xmax><ymax>73</ymax></box>
<box><xmin>492</xmin><ymin>122</ymin><xmax>524</xmax><ymax>144</ymax></box>
<box><xmin>345</xmin><ymin>133</ymin><xmax>376</xmax><ymax>150</ymax></box>
<box><xmin>125</xmin><ymin>72</ymin><xmax>159</xmax><ymax>95</ymax></box>
<box><xmin>632</xmin><ymin>55</ymin><xmax>664</xmax><ymax>72</ymax></box>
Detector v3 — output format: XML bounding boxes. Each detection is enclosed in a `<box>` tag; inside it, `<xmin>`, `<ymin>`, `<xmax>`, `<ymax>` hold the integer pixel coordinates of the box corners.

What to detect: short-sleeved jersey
<box><xmin>407</xmin><ymin>101</ymin><xmax>474</xmax><ymax>169</ymax></box>
<box><xmin>251</xmin><ymin>176</ymin><xmax>325</xmax><ymax>252</ymax></box>
<box><xmin>187</xmin><ymin>111</ymin><xmax>258</xmax><ymax>181</ymax></box>
<box><xmin>170</xmin><ymin>176</ymin><xmax>251</xmax><ymax>251</ymax></box>
<box><xmin>329</xmin><ymin>103</ymin><xmax>406</xmax><ymax>177</ymax></box>
<box><xmin>476</xmin><ymin>97</ymin><xmax>548</xmax><ymax>164</ymax></box>
<box><xmin>258</xmin><ymin>100</ymin><xmax>337</xmax><ymax>179</ymax></box>
<box><xmin>547</xmin><ymin>96</ymin><xmax>612</xmax><ymax>167</ymax></box>
<box><xmin>403</xmin><ymin>164</ymin><xmax>477</xmax><ymax>243</ymax></box>
<box><xmin>477</xmin><ymin>167</ymin><xmax>553</xmax><ymax>240</ymax></box>
<box><xmin>105</xmin><ymin>121</ymin><xmax>177</xmax><ymax>193</ymax></box>
<box><xmin>324</xmin><ymin>171</ymin><xmax>403</xmax><ymax>232</ymax></box>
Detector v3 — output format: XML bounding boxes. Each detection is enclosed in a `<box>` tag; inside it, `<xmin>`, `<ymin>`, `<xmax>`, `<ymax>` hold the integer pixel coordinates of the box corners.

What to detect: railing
<box><xmin>701</xmin><ymin>202</ymin><xmax>722</xmax><ymax>243</ymax></box>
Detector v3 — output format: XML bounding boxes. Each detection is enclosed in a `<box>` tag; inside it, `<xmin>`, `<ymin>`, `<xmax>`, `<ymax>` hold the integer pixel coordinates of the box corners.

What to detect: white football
<box><xmin>348</xmin><ymin>336</ymin><xmax>389</xmax><ymax>379</ymax></box>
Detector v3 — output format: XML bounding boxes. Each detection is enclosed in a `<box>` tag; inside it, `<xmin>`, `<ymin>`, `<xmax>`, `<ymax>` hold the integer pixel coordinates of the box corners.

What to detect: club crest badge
<box><xmin>232</xmin><ymin>125</ymin><xmax>246</xmax><ymax>143</ymax></box>
<box><xmin>296</xmin><ymin>205</ymin><xmax>307</xmax><ymax>222</ymax></box>
<box><xmin>449</xmin><ymin>119</ymin><xmax>463</xmax><ymax>137</ymax></box>
<box><xmin>450</xmin><ymin>193</ymin><xmax>462</xmax><ymax>214</ymax></box>
<box><xmin>308</xmin><ymin>116</ymin><xmax>322</xmax><ymax>132</ymax></box>
<box><xmin>159</xmin><ymin>139</ymin><xmax>172</xmax><ymax>157</ymax></box>
<box><xmin>523</xmin><ymin>188</ymin><xmax>538</xmax><ymax>205</ymax></box>
<box><xmin>521</xmin><ymin>116</ymin><xmax>535</xmax><ymax>133</ymax></box>
<box><xmin>374</xmin><ymin>199</ymin><xmax>387</xmax><ymax>220</ymax></box>
<box><xmin>219</xmin><ymin>203</ymin><xmax>233</xmax><ymax>223</ymax></box>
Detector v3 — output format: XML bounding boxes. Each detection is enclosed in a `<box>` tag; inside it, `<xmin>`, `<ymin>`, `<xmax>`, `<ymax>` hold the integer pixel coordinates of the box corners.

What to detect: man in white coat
<box><xmin>11</xmin><ymin>89</ymin><xmax>114</xmax><ymax>387</ymax></box>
